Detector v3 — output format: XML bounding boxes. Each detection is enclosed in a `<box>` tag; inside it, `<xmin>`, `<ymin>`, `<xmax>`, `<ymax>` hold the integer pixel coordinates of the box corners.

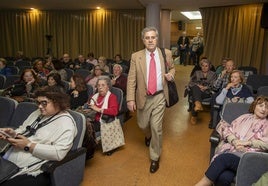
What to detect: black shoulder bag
<box><xmin>160</xmin><ymin>48</ymin><xmax>179</xmax><ymax>107</ymax></box>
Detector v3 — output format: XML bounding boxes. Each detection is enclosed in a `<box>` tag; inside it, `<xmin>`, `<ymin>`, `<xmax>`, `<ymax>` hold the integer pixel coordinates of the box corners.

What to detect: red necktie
<box><xmin>148</xmin><ymin>52</ymin><xmax>157</xmax><ymax>95</ymax></box>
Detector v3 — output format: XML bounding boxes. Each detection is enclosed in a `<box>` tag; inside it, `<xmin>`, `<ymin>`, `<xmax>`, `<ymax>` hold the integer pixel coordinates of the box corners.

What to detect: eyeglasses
<box><xmin>35</xmin><ymin>100</ymin><xmax>50</xmax><ymax>107</ymax></box>
<box><xmin>144</xmin><ymin>36</ymin><xmax>157</xmax><ymax>40</ymax></box>
<box><xmin>95</xmin><ymin>68</ymin><xmax>101</xmax><ymax>71</ymax></box>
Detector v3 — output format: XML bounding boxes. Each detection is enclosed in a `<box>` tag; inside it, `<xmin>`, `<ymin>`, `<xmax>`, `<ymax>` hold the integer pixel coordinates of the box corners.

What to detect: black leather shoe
<box><xmin>150</xmin><ymin>160</ymin><xmax>159</xmax><ymax>173</ymax></box>
<box><xmin>145</xmin><ymin>137</ymin><xmax>151</xmax><ymax>147</ymax></box>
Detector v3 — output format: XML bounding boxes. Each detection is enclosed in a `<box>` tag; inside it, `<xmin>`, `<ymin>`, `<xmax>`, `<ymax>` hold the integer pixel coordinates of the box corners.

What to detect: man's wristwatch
<box><xmin>24</xmin><ymin>142</ymin><xmax>32</xmax><ymax>152</ymax></box>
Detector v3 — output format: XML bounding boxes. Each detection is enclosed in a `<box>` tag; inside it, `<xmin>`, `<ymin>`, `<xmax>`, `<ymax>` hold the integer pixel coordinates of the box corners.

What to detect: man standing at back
<box><xmin>127</xmin><ymin>27</ymin><xmax>175</xmax><ymax>173</ymax></box>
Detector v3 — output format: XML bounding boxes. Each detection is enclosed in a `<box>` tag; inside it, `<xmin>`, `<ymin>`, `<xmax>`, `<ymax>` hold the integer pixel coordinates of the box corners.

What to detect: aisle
<box><xmin>81</xmin><ymin>65</ymin><xmax>212</xmax><ymax>186</ymax></box>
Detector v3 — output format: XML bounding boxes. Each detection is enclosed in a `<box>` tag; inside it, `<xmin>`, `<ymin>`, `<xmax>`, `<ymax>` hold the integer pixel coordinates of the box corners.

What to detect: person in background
<box><xmin>209</xmin><ymin>59</ymin><xmax>236</xmax><ymax>128</ymax></box>
<box><xmin>61</xmin><ymin>53</ymin><xmax>74</xmax><ymax>70</ymax></box>
<box><xmin>215</xmin><ymin>57</ymin><xmax>229</xmax><ymax>75</ymax></box>
<box><xmin>43</xmin><ymin>56</ymin><xmax>53</xmax><ymax>72</ymax></box>
<box><xmin>195</xmin><ymin>96</ymin><xmax>268</xmax><ymax>186</ymax></box>
<box><xmin>191</xmin><ymin>32</ymin><xmax>204</xmax><ymax>66</ymax></box>
<box><xmin>0</xmin><ymin>86</ymin><xmax>77</xmax><ymax>186</ymax></box>
<box><xmin>177</xmin><ymin>31</ymin><xmax>190</xmax><ymax>66</ymax></box>
<box><xmin>216</xmin><ymin>70</ymin><xmax>254</xmax><ymax>116</ymax></box>
<box><xmin>4</xmin><ymin>69</ymin><xmax>45</xmax><ymax>101</ymax></box>
<box><xmin>46</xmin><ymin>73</ymin><xmax>65</xmax><ymax>92</ymax></box>
<box><xmin>127</xmin><ymin>26</ymin><xmax>175</xmax><ymax>173</ymax></box>
<box><xmin>111</xmin><ymin>64</ymin><xmax>127</xmax><ymax>95</ymax></box>
<box><xmin>74</xmin><ymin>54</ymin><xmax>94</xmax><ymax>71</ymax></box>
<box><xmin>50</xmin><ymin>59</ymin><xmax>67</xmax><ymax>81</ymax></box>
<box><xmin>32</xmin><ymin>59</ymin><xmax>50</xmax><ymax>80</ymax></box>
<box><xmin>187</xmin><ymin>58</ymin><xmax>217</xmax><ymax>124</ymax></box>
<box><xmin>98</xmin><ymin>56</ymin><xmax>110</xmax><ymax>74</ymax></box>
<box><xmin>113</xmin><ymin>54</ymin><xmax>130</xmax><ymax>73</ymax></box>
<box><xmin>85</xmin><ymin>65</ymin><xmax>103</xmax><ymax>90</ymax></box>
<box><xmin>86</xmin><ymin>52</ymin><xmax>98</xmax><ymax>66</ymax></box>
<box><xmin>0</xmin><ymin>58</ymin><xmax>11</xmax><ymax>76</ymax></box>
<box><xmin>68</xmin><ymin>74</ymin><xmax>88</xmax><ymax>110</ymax></box>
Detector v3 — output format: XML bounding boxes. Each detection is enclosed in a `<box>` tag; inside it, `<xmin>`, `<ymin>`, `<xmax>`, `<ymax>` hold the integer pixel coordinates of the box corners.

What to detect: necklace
<box><xmin>96</xmin><ymin>96</ymin><xmax>105</xmax><ymax>106</ymax></box>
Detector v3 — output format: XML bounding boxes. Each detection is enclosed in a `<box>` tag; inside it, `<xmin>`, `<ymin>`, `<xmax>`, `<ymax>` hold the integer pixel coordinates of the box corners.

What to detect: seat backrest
<box><xmin>15</xmin><ymin>60</ymin><xmax>31</xmax><ymax>68</ymax></box>
<box><xmin>0</xmin><ymin>74</ymin><xmax>6</xmax><ymax>89</ymax></box>
<box><xmin>0</xmin><ymin>96</ymin><xmax>18</xmax><ymax>127</ymax></box>
<box><xmin>110</xmin><ymin>87</ymin><xmax>123</xmax><ymax>112</ymax></box>
<box><xmin>61</xmin><ymin>80</ymin><xmax>70</xmax><ymax>93</ymax></box>
<box><xmin>238</xmin><ymin>66</ymin><xmax>257</xmax><ymax>75</ymax></box>
<box><xmin>257</xmin><ymin>86</ymin><xmax>268</xmax><ymax>97</ymax></box>
<box><xmin>246</xmin><ymin>74</ymin><xmax>268</xmax><ymax>93</ymax></box>
<box><xmin>222</xmin><ymin>102</ymin><xmax>251</xmax><ymax>124</ymax></box>
<box><xmin>67</xmin><ymin>110</ymin><xmax>86</xmax><ymax>150</ymax></box>
<box><xmin>74</xmin><ymin>69</ymin><xmax>91</xmax><ymax>79</ymax></box>
<box><xmin>64</xmin><ymin>68</ymin><xmax>74</xmax><ymax>81</ymax></box>
<box><xmin>236</xmin><ymin>152</ymin><xmax>268</xmax><ymax>186</ymax></box>
<box><xmin>9</xmin><ymin>101</ymin><xmax>38</xmax><ymax>128</ymax></box>
<box><xmin>8</xmin><ymin>66</ymin><xmax>20</xmax><ymax>75</ymax></box>
<box><xmin>86</xmin><ymin>84</ymin><xmax>94</xmax><ymax>97</ymax></box>
<box><xmin>3</xmin><ymin>75</ymin><xmax>20</xmax><ymax>89</ymax></box>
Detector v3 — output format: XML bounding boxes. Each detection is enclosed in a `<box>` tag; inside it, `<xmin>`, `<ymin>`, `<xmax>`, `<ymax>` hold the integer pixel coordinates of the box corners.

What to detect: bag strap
<box><xmin>160</xmin><ymin>48</ymin><xmax>168</xmax><ymax>74</ymax></box>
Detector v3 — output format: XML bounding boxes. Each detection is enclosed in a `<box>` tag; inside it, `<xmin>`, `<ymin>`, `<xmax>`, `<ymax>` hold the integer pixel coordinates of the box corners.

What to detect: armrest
<box><xmin>41</xmin><ymin>147</ymin><xmax>86</xmax><ymax>173</ymax></box>
<box><xmin>209</xmin><ymin>129</ymin><xmax>221</xmax><ymax>144</ymax></box>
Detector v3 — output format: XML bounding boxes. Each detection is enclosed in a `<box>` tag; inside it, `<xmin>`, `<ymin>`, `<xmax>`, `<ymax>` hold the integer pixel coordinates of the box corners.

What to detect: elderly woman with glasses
<box><xmin>85</xmin><ymin>65</ymin><xmax>103</xmax><ymax>90</ymax></box>
<box><xmin>0</xmin><ymin>86</ymin><xmax>77</xmax><ymax>186</ymax></box>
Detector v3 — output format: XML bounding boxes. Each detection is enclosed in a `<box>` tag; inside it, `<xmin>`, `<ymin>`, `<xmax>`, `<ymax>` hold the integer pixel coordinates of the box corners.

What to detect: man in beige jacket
<box><xmin>127</xmin><ymin>26</ymin><xmax>175</xmax><ymax>173</ymax></box>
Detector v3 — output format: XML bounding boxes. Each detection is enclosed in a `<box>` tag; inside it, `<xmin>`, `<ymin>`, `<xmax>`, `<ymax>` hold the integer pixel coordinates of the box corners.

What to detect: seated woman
<box><xmin>98</xmin><ymin>56</ymin><xmax>110</xmax><ymax>74</ymax></box>
<box><xmin>4</xmin><ymin>69</ymin><xmax>45</xmax><ymax>102</ymax></box>
<box><xmin>187</xmin><ymin>58</ymin><xmax>217</xmax><ymax>124</ymax></box>
<box><xmin>32</xmin><ymin>59</ymin><xmax>50</xmax><ymax>80</ymax></box>
<box><xmin>46</xmin><ymin>72</ymin><xmax>65</xmax><ymax>92</ymax></box>
<box><xmin>83</xmin><ymin>76</ymin><xmax>119</xmax><ymax>155</ymax></box>
<box><xmin>216</xmin><ymin>70</ymin><xmax>254</xmax><ymax>117</ymax></box>
<box><xmin>0</xmin><ymin>86</ymin><xmax>77</xmax><ymax>186</ymax></box>
<box><xmin>85</xmin><ymin>65</ymin><xmax>103</xmax><ymax>90</ymax></box>
<box><xmin>195</xmin><ymin>96</ymin><xmax>268</xmax><ymax>186</ymax></box>
<box><xmin>68</xmin><ymin>74</ymin><xmax>88</xmax><ymax>110</ymax></box>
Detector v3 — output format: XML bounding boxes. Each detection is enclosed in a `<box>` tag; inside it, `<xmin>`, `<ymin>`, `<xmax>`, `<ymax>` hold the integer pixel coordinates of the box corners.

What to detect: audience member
<box><xmin>113</xmin><ymin>54</ymin><xmax>129</xmax><ymax>73</ymax></box>
<box><xmin>46</xmin><ymin>73</ymin><xmax>65</xmax><ymax>92</ymax></box>
<box><xmin>61</xmin><ymin>53</ymin><xmax>74</xmax><ymax>69</ymax></box>
<box><xmin>86</xmin><ymin>52</ymin><xmax>98</xmax><ymax>66</ymax></box>
<box><xmin>68</xmin><ymin>74</ymin><xmax>88</xmax><ymax>110</ymax></box>
<box><xmin>32</xmin><ymin>59</ymin><xmax>50</xmax><ymax>80</ymax></box>
<box><xmin>43</xmin><ymin>56</ymin><xmax>53</xmax><ymax>72</ymax></box>
<box><xmin>83</xmin><ymin>76</ymin><xmax>119</xmax><ymax>155</ymax></box>
<box><xmin>85</xmin><ymin>65</ymin><xmax>103</xmax><ymax>90</ymax></box>
<box><xmin>0</xmin><ymin>85</ymin><xmax>77</xmax><ymax>186</ymax></box>
<box><xmin>195</xmin><ymin>96</ymin><xmax>268</xmax><ymax>186</ymax></box>
<box><xmin>74</xmin><ymin>54</ymin><xmax>94</xmax><ymax>71</ymax></box>
<box><xmin>98</xmin><ymin>56</ymin><xmax>110</xmax><ymax>74</ymax></box>
<box><xmin>215</xmin><ymin>57</ymin><xmax>229</xmax><ymax>75</ymax></box>
<box><xmin>50</xmin><ymin>59</ymin><xmax>67</xmax><ymax>81</ymax></box>
<box><xmin>190</xmin><ymin>57</ymin><xmax>216</xmax><ymax>77</ymax></box>
<box><xmin>111</xmin><ymin>64</ymin><xmax>127</xmax><ymax>95</ymax></box>
<box><xmin>187</xmin><ymin>58</ymin><xmax>217</xmax><ymax>124</ymax></box>
<box><xmin>3</xmin><ymin>69</ymin><xmax>45</xmax><ymax>101</ymax></box>
<box><xmin>216</xmin><ymin>70</ymin><xmax>254</xmax><ymax>117</ymax></box>
<box><xmin>0</xmin><ymin>58</ymin><xmax>12</xmax><ymax>76</ymax></box>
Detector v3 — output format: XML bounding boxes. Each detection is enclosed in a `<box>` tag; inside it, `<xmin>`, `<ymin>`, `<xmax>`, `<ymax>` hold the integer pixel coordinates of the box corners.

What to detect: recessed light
<box><xmin>181</xmin><ymin>11</ymin><xmax>202</xmax><ymax>20</ymax></box>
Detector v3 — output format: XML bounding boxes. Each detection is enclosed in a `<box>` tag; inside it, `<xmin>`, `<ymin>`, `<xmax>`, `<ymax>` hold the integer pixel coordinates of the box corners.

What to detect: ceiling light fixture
<box><xmin>181</xmin><ymin>11</ymin><xmax>202</xmax><ymax>20</ymax></box>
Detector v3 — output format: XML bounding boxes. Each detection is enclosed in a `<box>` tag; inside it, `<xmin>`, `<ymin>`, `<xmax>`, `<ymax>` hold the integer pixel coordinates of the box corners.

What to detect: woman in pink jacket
<box><xmin>195</xmin><ymin>96</ymin><xmax>268</xmax><ymax>186</ymax></box>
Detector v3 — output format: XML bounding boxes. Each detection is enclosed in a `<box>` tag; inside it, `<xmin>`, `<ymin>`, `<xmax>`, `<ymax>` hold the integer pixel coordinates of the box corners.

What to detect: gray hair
<box><xmin>113</xmin><ymin>64</ymin><xmax>123</xmax><ymax>72</ymax></box>
<box><xmin>97</xmin><ymin>75</ymin><xmax>112</xmax><ymax>90</ymax></box>
<box><xmin>141</xmin><ymin>26</ymin><xmax>159</xmax><ymax>40</ymax></box>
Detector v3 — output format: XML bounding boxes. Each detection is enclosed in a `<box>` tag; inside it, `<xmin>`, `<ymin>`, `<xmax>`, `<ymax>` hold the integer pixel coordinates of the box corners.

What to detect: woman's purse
<box><xmin>100</xmin><ymin>117</ymin><xmax>125</xmax><ymax>153</ymax></box>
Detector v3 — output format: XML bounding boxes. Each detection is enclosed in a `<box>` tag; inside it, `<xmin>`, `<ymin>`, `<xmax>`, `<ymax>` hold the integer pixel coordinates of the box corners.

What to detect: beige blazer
<box><xmin>127</xmin><ymin>47</ymin><xmax>175</xmax><ymax>109</ymax></box>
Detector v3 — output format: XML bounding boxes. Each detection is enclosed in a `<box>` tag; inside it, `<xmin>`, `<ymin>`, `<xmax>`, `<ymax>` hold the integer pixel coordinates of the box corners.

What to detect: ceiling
<box><xmin>0</xmin><ymin>0</ymin><xmax>267</xmax><ymax>22</ymax></box>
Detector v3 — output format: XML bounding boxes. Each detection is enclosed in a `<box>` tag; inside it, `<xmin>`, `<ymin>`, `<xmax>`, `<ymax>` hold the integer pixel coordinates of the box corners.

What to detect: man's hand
<box><xmin>127</xmin><ymin>101</ymin><xmax>136</xmax><ymax>112</ymax></box>
<box><xmin>164</xmin><ymin>73</ymin><xmax>174</xmax><ymax>82</ymax></box>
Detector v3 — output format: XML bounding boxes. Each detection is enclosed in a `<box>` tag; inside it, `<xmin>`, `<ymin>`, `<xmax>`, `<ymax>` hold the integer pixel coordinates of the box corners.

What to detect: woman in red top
<box><xmin>84</xmin><ymin>75</ymin><xmax>119</xmax><ymax>155</ymax></box>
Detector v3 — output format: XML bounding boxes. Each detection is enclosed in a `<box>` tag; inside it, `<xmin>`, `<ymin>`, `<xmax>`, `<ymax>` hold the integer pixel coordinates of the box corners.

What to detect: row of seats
<box><xmin>0</xmin><ymin>96</ymin><xmax>87</xmax><ymax>186</ymax></box>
